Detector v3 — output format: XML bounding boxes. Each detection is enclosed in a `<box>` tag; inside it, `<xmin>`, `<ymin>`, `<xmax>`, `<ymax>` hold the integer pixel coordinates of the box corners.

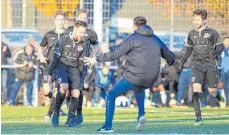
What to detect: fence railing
<box><xmin>1</xmin><ymin>64</ymin><xmax>39</xmax><ymax>107</ymax></box>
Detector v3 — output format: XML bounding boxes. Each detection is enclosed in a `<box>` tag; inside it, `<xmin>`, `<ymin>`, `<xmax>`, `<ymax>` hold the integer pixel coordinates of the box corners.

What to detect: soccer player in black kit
<box><xmin>65</xmin><ymin>9</ymin><xmax>98</xmax><ymax>125</ymax></box>
<box><xmin>178</xmin><ymin>9</ymin><xmax>224</xmax><ymax>125</ymax></box>
<box><xmin>48</xmin><ymin>20</ymin><xmax>88</xmax><ymax>127</ymax></box>
<box><xmin>38</xmin><ymin>11</ymin><xmax>67</xmax><ymax>121</ymax></box>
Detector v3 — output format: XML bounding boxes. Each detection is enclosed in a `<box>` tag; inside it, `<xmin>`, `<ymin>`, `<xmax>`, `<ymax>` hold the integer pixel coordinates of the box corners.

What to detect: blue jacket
<box><xmin>95</xmin><ymin>69</ymin><xmax>114</xmax><ymax>89</ymax></box>
<box><xmin>221</xmin><ymin>48</ymin><xmax>229</xmax><ymax>73</ymax></box>
<box><xmin>96</xmin><ymin>24</ymin><xmax>176</xmax><ymax>88</ymax></box>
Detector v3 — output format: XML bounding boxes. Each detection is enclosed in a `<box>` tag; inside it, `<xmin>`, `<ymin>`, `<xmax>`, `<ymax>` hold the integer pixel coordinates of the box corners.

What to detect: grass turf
<box><xmin>1</xmin><ymin>106</ymin><xmax>229</xmax><ymax>134</ymax></box>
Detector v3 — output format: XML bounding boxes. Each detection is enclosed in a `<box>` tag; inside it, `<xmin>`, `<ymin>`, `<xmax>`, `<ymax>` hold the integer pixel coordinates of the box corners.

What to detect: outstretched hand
<box><xmin>84</xmin><ymin>56</ymin><xmax>98</xmax><ymax>68</ymax></box>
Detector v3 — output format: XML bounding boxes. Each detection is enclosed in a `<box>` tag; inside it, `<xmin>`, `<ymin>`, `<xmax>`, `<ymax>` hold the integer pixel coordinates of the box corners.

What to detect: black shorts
<box><xmin>55</xmin><ymin>64</ymin><xmax>81</xmax><ymax>90</ymax></box>
<box><xmin>192</xmin><ymin>60</ymin><xmax>218</xmax><ymax>88</ymax></box>
<box><xmin>42</xmin><ymin>67</ymin><xmax>56</xmax><ymax>84</ymax></box>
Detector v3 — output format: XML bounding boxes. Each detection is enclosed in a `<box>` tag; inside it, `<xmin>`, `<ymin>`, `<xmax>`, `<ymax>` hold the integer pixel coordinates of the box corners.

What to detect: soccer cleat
<box><xmin>75</xmin><ymin>114</ymin><xmax>83</xmax><ymax>125</ymax></box>
<box><xmin>51</xmin><ymin>112</ymin><xmax>59</xmax><ymax>127</ymax></box>
<box><xmin>193</xmin><ymin>117</ymin><xmax>203</xmax><ymax>126</ymax></box>
<box><xmin>6</xmin><ymin>101</ymin><xmax>14</xmax><ymax>106</ymax></box>
<box><xmin>44</xmin><ymin>115</ymin><xmax>51</xmax><ymax>122</ymax></box>
<box><xmin>97</xmin><ymin>125</ymin><xmax>114</xmax><ymax>133</ymax></box>
<box><xmin>66</xmin><ymin>118</ymin><xmax>78</xmax><ymax>128</ymax></box>
<box><xmin>136</xmin><ymin>116</ymin><xmax>146</xmax><ymax>131</ymax></box>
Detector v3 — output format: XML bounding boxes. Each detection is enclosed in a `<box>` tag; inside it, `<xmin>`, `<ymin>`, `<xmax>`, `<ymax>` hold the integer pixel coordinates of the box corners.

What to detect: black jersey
<box><xmin>187</xmin><ymin>27</ymin><xmax>222</xmax><ymax>61</ymax></box>
<box><xmin>40</xmin><ymin>30</ymin><xmax>65</xmax><ymax>62</ymax></box>
<box><xmin>48</xmin><ymin>33</ymin><xmax>88</xmax><ymax>75</ymax></box>
<box><xmin>66</xmin><ymin>26</ymin><xmax>98</xmax><ymax>45</ymax></box>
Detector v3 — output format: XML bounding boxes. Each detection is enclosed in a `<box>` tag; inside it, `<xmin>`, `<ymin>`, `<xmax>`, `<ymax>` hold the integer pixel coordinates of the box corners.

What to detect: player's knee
<box><xmin>208</xmin><ymin>88</ymin><xmax>217</xmax><ymax>97</ymax></box>
<box><xmin>71</xmin><ymin>89</ymin><xmax>80</xmax><ymax>98</ymax></box>
<box><xmin>193</xmin><ymin>83</ymin><xmax>202</xmax><ymax>92</ymax></box>
<box><xmin>208</xmin><ymin>87</ymin><xmax>216</xmax><ymax>93</ymax></box>
<box><xmin>59</xmin><ymin>83</ymin><xmax>68</xmax><ymax>93</ymax></box>
<box><xmin>42</xmin><ymin>83</ymin><xmax>51</xmax><ymax>96</ymax></box>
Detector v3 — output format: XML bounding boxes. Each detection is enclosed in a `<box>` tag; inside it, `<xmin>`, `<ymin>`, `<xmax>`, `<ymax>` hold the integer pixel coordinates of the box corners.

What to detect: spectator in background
<box><xmin>162</xmin><ymin>63</ymin><xmax>179</xmax><ymax>105</ymax></box>
<box><xmin>115</xmin><ymin>65</ymin><xmax>125</xmax><ymax>82</ymax></box>
<box><xmin>151</xmin><ymin>70</ymin><xmax>168</xmax><ymax>107</ymax></box>
<box><xmin>95</xmin><ymin>65</ymin><xmax>114</xmax><ymax>107</ymax></box>
<box><xmin>176</xmin><ymin>43</ymin><xmax>193</xmax><ymax>106</ymax></box>
<box><xmin>7</xmin><ymin>44</ymin><xmax>39</xmax><ymax>106</ymax></box>
<box><xmin>1</xmin><ymin>41</ymin><xmax>12</xmax><ymax>103</ymax></box>
<box><xmin>216</xmin><ymin>80</ymin><xmax>226</xmax><ymax>107</ymax></box>
<box><xmin>82</xmin><ymin>66</ymin><xmax>96</xmax><ymax>107</ymax></box>
<box><xmin>221</xmin><ymin>37</ymin><xmax>229</xmax><ymax>107</ymax></box>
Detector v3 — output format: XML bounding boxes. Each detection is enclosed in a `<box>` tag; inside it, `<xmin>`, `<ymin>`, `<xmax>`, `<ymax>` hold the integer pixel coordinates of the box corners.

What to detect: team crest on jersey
<box><xmin>204</xmin><ymin>33</ymin><xmax>210</xmax><ymax>38</ymax></box>
<box><xmin>58</xmin><ymin>78</ymin><xmax>62</xmax><ymax>83</ymax></box>
<box><xmin>192</xmin><ymin>77</ymin><xmax>195</xmax><ymax>82</ymax></box>
<box><xmin>78</xmin><ymin>46</ymin><xmax>83</xmax><ymax>51</ymax></box>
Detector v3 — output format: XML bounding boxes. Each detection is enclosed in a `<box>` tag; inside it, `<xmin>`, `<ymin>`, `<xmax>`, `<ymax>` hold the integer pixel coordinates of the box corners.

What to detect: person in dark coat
<box><xmin>84</xmin><ymin>16</ymin><xmax>176</xmax><ymax>132</ymax></box>
<box><xmin>8</xmin><ymin>44</ymin><xmax>38</xmax><ymax>106</ymax></box>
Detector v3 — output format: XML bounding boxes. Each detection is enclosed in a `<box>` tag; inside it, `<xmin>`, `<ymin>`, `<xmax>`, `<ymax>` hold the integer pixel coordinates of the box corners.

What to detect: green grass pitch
<box><xmin>1</xmin><ymin>106</ymin><xmax>229</xmax><ymax>134</ymax></box>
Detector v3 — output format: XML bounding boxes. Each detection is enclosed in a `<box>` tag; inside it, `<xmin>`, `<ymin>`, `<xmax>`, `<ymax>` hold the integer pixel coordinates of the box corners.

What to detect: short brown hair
<box><xmin>55</xmin><ymin>11</ymin><xmax>65</xmax><ymax>18</ymax></box>
<box><xmin>134</xmin><ymin>16</ymin><xmax>147</xmax><ymax>27</ymax></box>
<box><xmin>74</xmin><ymin>20</ymin><xmax>87</xmax><ymax>28</ymax></box>
<box><xmin>75</xmin><ymin>9</ymin><xmax>88</xmax><ymax>17</ymax></box>
<box><xmin>193</xmin><ymin>9</ymin><xmax>208</xmax><ymax>20</ymax></box>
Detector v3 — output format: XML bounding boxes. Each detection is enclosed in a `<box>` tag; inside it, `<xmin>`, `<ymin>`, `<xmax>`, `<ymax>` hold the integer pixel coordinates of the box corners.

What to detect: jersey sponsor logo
<box><xmin>51</xmin><ymin>37</ymin><xmax>56</xmax><ymax>39</ymax></box>
<box><xmin>194</xmin><ymin>36</ymin><xmax>197</xmax><ymax>38</ymax></box>
<box><xmin>204</xmin><ymin>33</ymin><xmax>210</xmax><ymax>38</ymax></box>
<box><xmin>78</xmin><ymin>46</ymin><xmax>83</xmax><ymax>51</ymax></box>
<box><xmin>66</xmin><ymin>45</ymin><xmax>71</xmax><ymax>48</ymax></box>
<box><xmin>194</xmin><ymin>41</ymin><xmax>209</xmax><ymax>45</ymax></box>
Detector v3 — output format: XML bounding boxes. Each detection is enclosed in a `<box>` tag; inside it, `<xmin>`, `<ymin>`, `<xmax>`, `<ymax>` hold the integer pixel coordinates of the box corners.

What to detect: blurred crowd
<box><xmin>1</xmin><ymin>36</ymin><xmax>229</xmax><ymax>108</ymax></box>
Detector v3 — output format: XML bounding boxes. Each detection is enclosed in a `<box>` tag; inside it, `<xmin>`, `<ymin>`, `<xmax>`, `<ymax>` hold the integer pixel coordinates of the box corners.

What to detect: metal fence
<box><xmin>2</xmin><ymin>0</ymin><xmax>228</xmax><ymax>36</ymax></box>
<box><xmin>1</xmin><ymin>0</ymin><xmax>228</xmax><ymax>106</ymax></box>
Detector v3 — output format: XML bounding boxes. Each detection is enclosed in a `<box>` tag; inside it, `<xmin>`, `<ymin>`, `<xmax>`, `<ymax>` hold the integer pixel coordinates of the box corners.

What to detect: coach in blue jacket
<box><xmin>84</xmin><ymin>16</ymin><xmax>176</xmax><ymax>132</ymax></box>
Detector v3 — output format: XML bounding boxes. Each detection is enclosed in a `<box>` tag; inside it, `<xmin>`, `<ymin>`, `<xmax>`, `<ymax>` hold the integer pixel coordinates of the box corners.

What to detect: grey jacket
<box><xmin>14</xmin><ymin>47</ymin><xmax>38</xmax><ymax>81</ymax></box>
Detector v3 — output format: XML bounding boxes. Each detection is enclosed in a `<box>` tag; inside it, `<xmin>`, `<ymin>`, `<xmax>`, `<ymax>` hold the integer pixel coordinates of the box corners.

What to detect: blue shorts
<box><xmin>55</xmin><ymin>64</ymin><xmax>81</xmax><ymax>90</ymax></box>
